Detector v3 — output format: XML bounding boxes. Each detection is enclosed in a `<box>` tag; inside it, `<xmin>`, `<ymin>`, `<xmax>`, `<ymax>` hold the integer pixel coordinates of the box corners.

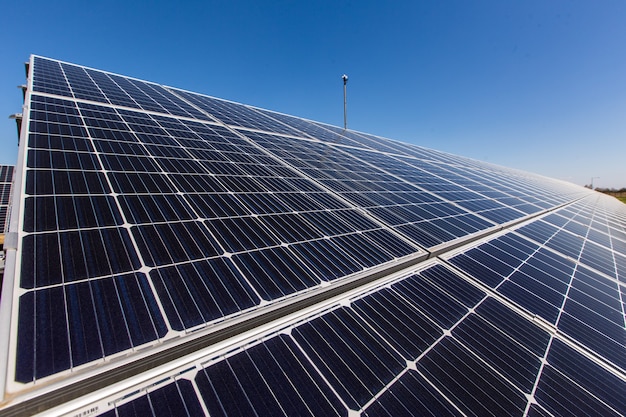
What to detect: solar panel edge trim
<box><xmin>0</xmin><ymin>54</ymin><xmax>37</xmax><ymax>402</ymax></box>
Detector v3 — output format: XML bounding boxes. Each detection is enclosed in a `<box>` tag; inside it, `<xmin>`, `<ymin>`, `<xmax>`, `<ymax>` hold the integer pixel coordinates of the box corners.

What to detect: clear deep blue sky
<box><xmin>1</xmin><ymin>1</ymin><xmax>624</xmax><ymax>188</ymax></box>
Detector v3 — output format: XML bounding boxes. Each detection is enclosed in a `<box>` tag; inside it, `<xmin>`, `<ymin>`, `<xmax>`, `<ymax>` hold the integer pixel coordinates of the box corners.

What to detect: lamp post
<box><xmin>591</xmin><ymin>177</ymin><xmax>600</xmax><ymax>190</ymax></box>
<box><xmin>342</xmin><ymin>74</ymin><xmax>348</xmax><ymax>130</ymax></box>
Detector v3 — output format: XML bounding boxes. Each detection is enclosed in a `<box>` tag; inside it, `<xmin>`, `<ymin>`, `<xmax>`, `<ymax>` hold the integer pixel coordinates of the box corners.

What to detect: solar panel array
<box><xmin>0</xmin><ymin>166</ymin><xmax>13</xmax><ymax>234</ymax></box>
<box><xmin>0</xmin><ymin>165</ymin><xmax>14</xmax><ymax>290</ymax></box>
<box><xmin>0</xmin><ymin>56</ymin><xmax>624</xmax><ymax>417</ymax></box>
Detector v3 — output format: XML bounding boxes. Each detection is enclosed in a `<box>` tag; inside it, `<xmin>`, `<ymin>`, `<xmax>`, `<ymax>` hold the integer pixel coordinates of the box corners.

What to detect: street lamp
<box><xmin>342</xmin><ymin>74</ymin><xmax>348</xmax><ymax>130</ymax></box>
<box><xmin>591</xmin><ymin>177</ymin><xmax>600</xmax><ymax>189</ymax></box>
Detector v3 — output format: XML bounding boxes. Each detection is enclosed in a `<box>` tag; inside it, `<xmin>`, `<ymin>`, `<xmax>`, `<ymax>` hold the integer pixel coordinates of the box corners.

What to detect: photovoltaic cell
<box><xmin>16</xmin><ymin>273</ymin><xmax>166</xmax><ymax>382</ymax></box>
<box><xmin>197</xmin><ymin>335</ymin><xmax>347</xmax><ymax>417</ymax></box>
<box><xmin>231</xmin><ymin>247</ymin><xmax>320</xmax><ymax>300</ymax></box>
<box><xmin>99</xmin><ymin>379</ymin><xmax>204</xmax><ymax>417</ymax></box>
<box><xmin>542</xmin><ymin>339</ymin><xmax>626</xmax><ymax>414</ymax></box>
<box><xmin>292</xmin><ymin>308</ymin><xmax>406</xmax><ymax>410</ymax></box>
<box><xmin>363</xmin><ymin>371</ymin><xmax>463</xmax><ymax>417</ymax></box>
<box><xmin>392</xmin><ymin>271</ymin><xmax>470</xmax><ymax>329</ymax></box>
<box><xmin>534</xmin><ymin>338</ymin><xmax>626</xmax><ymax>416</ymax></box>
<box><xmin>23</xmin><ymin>195</ymin><xmax>122</xmax><ymax>232</ymax></box>
<box><xmin>452</xmin><ymin>313</ymin><xmax>543</xmax><ymax>393</ymax></box>
<box><xmin>352</xmin><ymin>288</ymin><xmax>443</xmax><ymax>359</ymax></box>
<box><xmin>474</xmin><ymin>298</ymin><xmax>551</xmax><ymax>357</ymax></box>
<box><xmin>20</xmin><ymin>227</ymin><xmax>141</xmax><ymax>288</ymax></box>
<box><xmin>417</xmin><ymin>336</ymin><xmax>528</xmax><ymax>417</ymax></box>
<box><xmin>526</xmin><ymin>404</ymin><xmax>553</xmax><ymax>417</ymax></box>
<box><xmin>558</xmin><ymin>300</ymin><xmax>626</xmax><ymax>369</ymax></box>
<box><xmin>419</xmin><ymin>264</ymin><xmax>486</xmax><ymax>307</ymax></box>
<box><xmin>150</xmin><ymin>258</ymin><xmax>259</xmax><ymax>330</ymax></box>
<box><xmin>448</xmin><ymin>235</ymin><xmax>540</xmax><ymax>288</ymax></box>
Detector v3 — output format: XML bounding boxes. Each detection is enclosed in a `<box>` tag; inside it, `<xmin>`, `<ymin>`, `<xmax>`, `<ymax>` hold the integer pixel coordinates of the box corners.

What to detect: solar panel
<box><xmin>0</xmin><ymin>56</ymin><xmax>624</xmax><ymax>417</ymax></box>
<box><xmin>0</xmin><ymin>166</ymin><xmax>14</xmax><ymax>234</ymax></box>
<box><xmin>0</xmin><ymin>165</ymin><xmax>14</xmax><ymax>290</ymax></box>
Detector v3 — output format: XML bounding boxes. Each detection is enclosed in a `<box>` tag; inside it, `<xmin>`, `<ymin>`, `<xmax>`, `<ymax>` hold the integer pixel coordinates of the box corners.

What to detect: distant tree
<box><xmin>595</xmin><ymin>187</ymin><xmax>626</xmax><ymax>195</ymax></box>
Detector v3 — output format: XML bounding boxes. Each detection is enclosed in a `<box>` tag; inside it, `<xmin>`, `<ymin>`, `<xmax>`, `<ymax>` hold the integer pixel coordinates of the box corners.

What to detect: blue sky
<box><xmin>1</xmin><ymin>0</ymin><xmax>624</xmax><ymax>188</ymax></box>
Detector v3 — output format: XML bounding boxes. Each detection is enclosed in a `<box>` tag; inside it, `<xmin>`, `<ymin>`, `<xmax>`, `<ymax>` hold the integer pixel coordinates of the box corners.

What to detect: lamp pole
<box><xmin>342</xmin><ymin>74</ymin><xmax>348</xmax><ymax>130</ymax></box>
<box><xmin>591</xmin><ymin>177</ymin><xmax>600</xmax><ymax>190</ymax></box>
